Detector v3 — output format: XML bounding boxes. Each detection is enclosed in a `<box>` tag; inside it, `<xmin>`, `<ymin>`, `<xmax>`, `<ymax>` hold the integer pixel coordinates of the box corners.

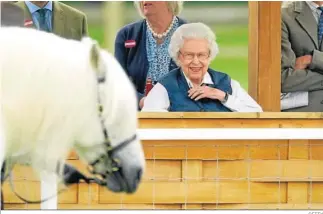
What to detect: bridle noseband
<box><xmin>87</xmin><ymin>72</ymin><xmax>137</xmax><ymax>185</ymax></box>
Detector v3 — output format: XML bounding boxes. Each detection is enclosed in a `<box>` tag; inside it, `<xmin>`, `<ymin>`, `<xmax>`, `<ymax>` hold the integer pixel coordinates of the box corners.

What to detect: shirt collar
<box><xmin>306</xmin><ymin>1</ymin><xmax>321</xmax><ymax>11</ymax></box>
<box><xmin>25</xmin><ymin>1</ymin><xmax>52</xmax><ymax>14</ymax></box>
<box><xmin>181</xmin><ymin>70</ymin><xmax>214</xmax><ymax>88</ymax></box>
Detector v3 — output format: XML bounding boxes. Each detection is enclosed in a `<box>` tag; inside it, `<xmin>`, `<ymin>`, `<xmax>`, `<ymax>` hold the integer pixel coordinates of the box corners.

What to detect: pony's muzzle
<box><xmin>129</xmin><ymin>167</ymin><xmax>143</xmax><ymax>193</ymax></box>
<box><xmin>105</xmin><ymin>166</ymin><xmax>143</xmax><ymax>194</ymax></box>
<box><xmin>124</xmin><ymin>166</ymin><xmax>143</xmax><ymax>193</ymax></box>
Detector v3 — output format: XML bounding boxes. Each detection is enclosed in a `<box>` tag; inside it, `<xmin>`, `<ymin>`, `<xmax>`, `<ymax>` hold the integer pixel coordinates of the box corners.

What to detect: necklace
<box><xmin>146</xmin><ymin>16</ymin><xmax>176</xmax><ymax>39</ymax></box>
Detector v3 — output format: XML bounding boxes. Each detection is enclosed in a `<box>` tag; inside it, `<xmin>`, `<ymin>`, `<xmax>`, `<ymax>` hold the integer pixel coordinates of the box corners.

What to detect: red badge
<box><xmin>24</xmin><ymin>19</ymin><xmax>33</xmax><ymax>27</ymax></box>
<box><xmin>125</xmin><ymin>40</ymin><xmax>136</xmax><ymax>48</ymax></box>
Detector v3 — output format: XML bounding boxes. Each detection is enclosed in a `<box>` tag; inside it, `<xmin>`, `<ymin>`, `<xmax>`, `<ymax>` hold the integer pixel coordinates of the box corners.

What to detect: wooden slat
<box><xmin>144</xmin><ymin>160</ymin><xmax>182</xmax><ymax>181</ymax></box>
<box><xmin>278</xmin><ymin>120</ymin><xmax>323</xmax><ymax>128</ymax></box>
<box><xmin>139</xmin><ymin>118</ymin><xmax>323</xmax><ymax>128</ymax></box>
<box><xmin>137</xmin><ymin>112</ymin><xmax>323</xmax><ymax>119</ymax></box>
<box><xmin>287</xmin><ymin>140</ymin><xmax>309</xmax><ymax>204</ymax></box>
<box><xmin>309</xmin><ymin>140</ymin><xmax>323</xmax><ymax>160</ymax></box>
<box><xmin>289</xmin><ymin>140</ymin><xmax>309</xmax><ymax>160</ymax></box>
<box><xmin>78</xmin><ymin>183</ymin><xmax>99</xmax><ymax>205</ymax></box>
<box><xmin>3</xmin><ymin>203</ymin><xmax>181</xmax><ymax>210</ymax></box>
<box><xmin>203</xmin><ymin>160</ymin><xmax>323</xmax><ymax>181</ymax></box>
<box><xmin>58</xmin><ymin>184</ymin><xmax>78</xmax><ymax>204</ymax></box>
<box><xmin>182</xmin><ymin>204</ymin><xmax>203</xmax><ymax>210</ymax></box>
<box><xmin>203</xmin><ymin>203</ymin><xmax>323</xmax><ymax>209</ymax></box>
<box><xmin>3</xmin><ymin>204</ymin><xmax>40</xmax><ymax>210</ymax></box>
<box><xmin>256</xmin><ymin>112</ymin><xmax>323</xmax><ymax>119</ymax></box>
<box><xmin>182</xmin><ymin>160</ymin><xmax>202</xmax><ymax>180</ymax></box>
<box><xmin>59</xmin><ymin>204</ymin><xmax>181</xmax><ymax>210</ymax></box>
<box><xmin>143</xmin><ymin>140</ymin><xmax>288</xmax><ymax>160</ymax></box>
<box><xmin>138</xmin><ymin>112</ymin><xmax>259</xmax><ymax>119</ymax></box>
<box><xmin>99</xmin><ymin>181</ymin><xmax>287</xmax><ymax>204</ymax></box>
<box><xmin>311</xmin><ymin>183</ymin><xmax>323</xmax><ymax>203</ymax></box>
<box><xmin>287</xmin><ymin>183</ymin><xmax>308</xmax><ymax>203</ymax></box>
<box><xmin>181</xmin><ymin>161</ymin><xmax>203</xmax><ymax>209</ymax></box>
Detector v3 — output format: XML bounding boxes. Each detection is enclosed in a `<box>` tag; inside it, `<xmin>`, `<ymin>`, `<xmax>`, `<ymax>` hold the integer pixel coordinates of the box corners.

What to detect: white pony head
<box><xmin>72</xmin><ymin>38</ymin><xmax>145</xmax><ymax>194</ymax></box>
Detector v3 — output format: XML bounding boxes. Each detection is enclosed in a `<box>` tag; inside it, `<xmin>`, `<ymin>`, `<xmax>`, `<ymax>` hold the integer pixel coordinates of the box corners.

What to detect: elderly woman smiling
<box><xmin>141</xmin><ymin>23</ymin><xmax>263</xmax><ymax>112</ymax></box>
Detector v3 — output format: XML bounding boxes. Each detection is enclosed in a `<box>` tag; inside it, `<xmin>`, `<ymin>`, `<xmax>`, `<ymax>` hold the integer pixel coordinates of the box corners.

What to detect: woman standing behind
<box><xmin>114</xmin><ymin>1</ymin><xmax>186</xmax><ymax>109</ymax></box>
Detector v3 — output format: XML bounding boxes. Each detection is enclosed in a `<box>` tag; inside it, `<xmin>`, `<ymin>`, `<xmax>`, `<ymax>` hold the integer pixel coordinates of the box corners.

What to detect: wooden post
<box><xmin>102</xmin><ymin>1</ymin><xmax>124</xmax><ymax>52</ymax></box>
<box><xmin>248</xmin><ymin>2</ymin><xmax>281</xmax><ymax>112</ymax></box>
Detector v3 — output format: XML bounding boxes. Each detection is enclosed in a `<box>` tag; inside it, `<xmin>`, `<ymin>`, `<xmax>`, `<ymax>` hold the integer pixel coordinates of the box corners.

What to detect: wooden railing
<box><xmin>3</xmin><ymin>113</ymin><xmax>323</xmax><ymax>210</ymax></box>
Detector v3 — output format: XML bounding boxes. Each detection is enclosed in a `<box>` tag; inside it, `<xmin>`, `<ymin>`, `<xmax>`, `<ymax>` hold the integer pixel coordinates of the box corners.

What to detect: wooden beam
<box><xmin>99</xmin><ymin>181</ymin><xmax>287</xmax><ymax>204</ymax></box>
<box><xmin>143</xmin><ymin>140</ymin><xmax>288</xmax><ymax>160</ymax></box>
<box><xmin>203</xmin><ymin>203</ymin><xmax>323</xmax><ymax>209</ymax></box>
<box><xmin>137</xmin><ymin>112</ymin><xmax>323</xmax><ymax>119</ymax></box>
<box><xmin>248</xmin><ymin>2</ymin><xmax>281</xmax><ymax>111</ymax></box>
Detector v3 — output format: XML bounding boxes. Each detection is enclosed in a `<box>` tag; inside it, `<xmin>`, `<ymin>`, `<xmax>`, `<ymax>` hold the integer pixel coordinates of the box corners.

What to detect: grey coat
<box><xmin>281</xmin><ymin>1</ymin><xmax>323</xmax><ymax>112</ymax></box>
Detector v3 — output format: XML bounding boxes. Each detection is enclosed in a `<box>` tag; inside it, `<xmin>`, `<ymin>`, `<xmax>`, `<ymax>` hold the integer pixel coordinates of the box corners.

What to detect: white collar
<box><xmin>181</xmin><ymin>70</ymin><xmax>214</xmax><ymax>88</ymax></box>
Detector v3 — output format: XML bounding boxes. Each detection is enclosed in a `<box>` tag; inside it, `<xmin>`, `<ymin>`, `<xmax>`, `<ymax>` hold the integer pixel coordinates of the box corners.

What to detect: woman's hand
<box><xmin>188</xmin><ymin>85</ymin><xmax>226</xmax><ymax>102</ymax></box>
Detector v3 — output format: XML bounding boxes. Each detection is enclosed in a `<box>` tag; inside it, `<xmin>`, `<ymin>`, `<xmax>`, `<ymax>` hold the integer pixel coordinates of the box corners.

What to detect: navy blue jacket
<box><xmin>114</xmin><ymin>17</ymin><xmax>187</xmax><ymax>108</ymax></box>
<box><xmin>159</xmin><ymin>68</ymin><xmax>233</xmax><ymax>112</ymax></box>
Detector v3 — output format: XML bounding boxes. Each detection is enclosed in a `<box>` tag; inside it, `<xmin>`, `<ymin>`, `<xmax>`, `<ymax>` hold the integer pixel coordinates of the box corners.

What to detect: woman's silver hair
<box><xmin>168</xmin><ymin>22</ymin><xmax>219</xmax><ymax>66</ymax></box>
<box><xmin>134</xmin><ymin>1</ymin><xmax>184</xmax><ymax>18</ymax></box>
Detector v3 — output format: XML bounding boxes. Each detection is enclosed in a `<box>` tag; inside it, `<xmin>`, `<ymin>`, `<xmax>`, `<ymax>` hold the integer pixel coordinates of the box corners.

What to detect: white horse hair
<box><xmin>281</xmin><ymin>1</ymin><xmax>294</xmax><ymax>8</ymax></box>
<box><xmin>0</xmin><ymin>27</ymin><xmax>145</xmax><ymax>207</ymax></box>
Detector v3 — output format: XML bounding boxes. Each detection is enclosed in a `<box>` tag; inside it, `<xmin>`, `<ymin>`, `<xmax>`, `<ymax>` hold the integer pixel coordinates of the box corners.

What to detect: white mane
<box><xmin>0</xmin><ymin>27</ymin><xmax>144</xmax><ymax>182</ymax></box>
<box><xmin>281</xmin><ymin>1</ymin><xmax>294</xmax><ymax>8</ymax></box>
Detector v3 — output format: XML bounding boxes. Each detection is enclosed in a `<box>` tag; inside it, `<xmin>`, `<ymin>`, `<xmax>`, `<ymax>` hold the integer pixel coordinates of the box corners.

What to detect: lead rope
<box><xmin>8</xmin><ymin>166</ymin><xmax>67</xmax><ymax>204</ymax></box>
<box><xmin>7</xmin><ymin>165</ymin><xmax>106</xmax><ymax>204</ymax></box>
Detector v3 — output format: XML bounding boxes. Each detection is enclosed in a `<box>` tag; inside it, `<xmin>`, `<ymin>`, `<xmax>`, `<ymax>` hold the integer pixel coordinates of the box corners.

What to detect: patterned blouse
<box><xmin>145</xmin><ymin>17</ymin><xmax>179</xmax><ymax>88</ymax></box>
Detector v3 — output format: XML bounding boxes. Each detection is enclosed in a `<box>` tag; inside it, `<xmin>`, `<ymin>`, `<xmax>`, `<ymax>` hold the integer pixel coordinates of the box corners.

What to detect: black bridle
<box><xmin>85</xmin><ymin>72</ymin><xmax>137</xmax><ymax>186</ymax></box>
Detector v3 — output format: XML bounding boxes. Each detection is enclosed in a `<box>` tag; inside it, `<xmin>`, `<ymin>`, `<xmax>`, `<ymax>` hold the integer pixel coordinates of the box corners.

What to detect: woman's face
<box><xmin>141</xmin><ymin>1</ymin><xmax>169</xmax><ymax>17</ymax></box>
<box><xmin>178</xmin><ymin>38</ymin><xmax>211</xmax><ymax>84</ymax></box>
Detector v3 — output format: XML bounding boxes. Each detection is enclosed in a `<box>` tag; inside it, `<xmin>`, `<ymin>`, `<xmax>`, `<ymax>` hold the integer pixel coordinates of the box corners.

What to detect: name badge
<box><xmin>125</xmin><ymin>40</ymin><xmax>136</xmax><ymax>48</ymax></box>
<box><xmin>24</xmin><ymin>19</ymin><xmax>33</xmax><ymax>27</ymax></box>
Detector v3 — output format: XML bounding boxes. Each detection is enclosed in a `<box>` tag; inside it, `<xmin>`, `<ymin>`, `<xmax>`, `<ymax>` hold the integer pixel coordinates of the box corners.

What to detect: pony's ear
<box><xmin>90</xmin><ymin>42</ymin><xmax>101</xmax><ymax>71</ymax></box>
<box><xmin>82</xmin><ymin>37</ymin><xmax>101</xmax><ymax>71</ymax></box>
